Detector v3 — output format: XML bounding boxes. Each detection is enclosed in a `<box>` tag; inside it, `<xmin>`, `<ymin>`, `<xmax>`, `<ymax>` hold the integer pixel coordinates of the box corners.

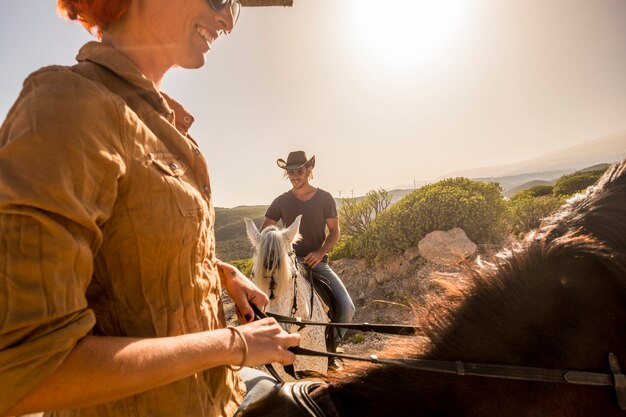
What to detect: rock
<box><xmin>331</xmin><ymin>258</ymin><xmax>370</xmax><ymax>275</ymax></box>
<box><xmin>477</xmin><ymin>243</ymin><xmax>503</xmax><ymax>258</ymax></box>
<box><xmin>418</xmin><ymin>228</ymin><xmax>477</xmax><ymax>266</ymax></box>
<box><xmin>373</xmin><ymin>253</ymin><xmax>388</xmax><ymax>269</ymax></box>
<box><xmin>374</xmin><ymin>271</ymin><xmax>393</xmax><ymax>285</ymax></box>
<box><xmin>356</xmin><ymin>258</ymin><xmax>369</xmax><ymax>273</ymax></box>
<box><xmin>368</xmin><ymin>277</ymin><xmax>379</xmax><ymax>288</ymax></box>
<box><xmin>384</xmin><ymin>255</ymin><xmax>412</xmax><ymax>277</ymax></box>
<box><xmin>404</xmin><ymin>246</ymin><xmax>421</xmax><ymax>261</ymax></box>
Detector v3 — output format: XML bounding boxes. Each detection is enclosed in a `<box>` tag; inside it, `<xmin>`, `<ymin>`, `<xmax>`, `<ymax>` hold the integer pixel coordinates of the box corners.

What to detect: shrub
<box><xmin>350</xmin><ymin>178</ymin><xmax>510</xmax><ymax>258</ymax></box>
<box><xmin>330</xmin><ymin>236</ymin><xmax>355</xmax><ymax>260</ymax></box>
<box><xmin>523</xmin><ymin>184</ymin><xmax>554</xmax><ymax>197</ymax></box>
<box><xmin>230</xmin><ymin>258</ymin><xmax>253</xmax><ymax>277</ymax></box>
<box><xmin>508</xmin><ymin>194</ymin><xmax>565</xmax><ymax>235</ymax></box>
<box><xmin>552</xmin><ymin>169</ymin><xmax>607</xmax><ymax>196</ymax></box>
<box><xmin>339</xmin><ymin>188</ymin><xmax>391</xmax><ymax>237</ymax></box>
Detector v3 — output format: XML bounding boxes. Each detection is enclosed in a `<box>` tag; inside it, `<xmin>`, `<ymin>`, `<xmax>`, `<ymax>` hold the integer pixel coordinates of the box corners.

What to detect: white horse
<box><xmin>244</xmin><ymin>215</ymin><xmax>329</xmax><ymax>378</ymax></box>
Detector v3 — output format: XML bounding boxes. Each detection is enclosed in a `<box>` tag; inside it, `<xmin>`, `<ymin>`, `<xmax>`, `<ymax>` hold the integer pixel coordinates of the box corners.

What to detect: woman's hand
<box><xmin>232</xmin><ymin>319</ymin><xmax>301</xmax><ymax>367</ymax></box>
<box><xmin>216</xmin><ymin>260</ymin><xmax>268</xmax><ymax>323</ymax></box>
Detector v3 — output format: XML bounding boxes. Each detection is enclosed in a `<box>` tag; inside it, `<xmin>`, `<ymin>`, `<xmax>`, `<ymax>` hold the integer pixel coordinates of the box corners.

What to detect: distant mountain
<box><xmin>503</xmin><ymin>179</ymin><xmax>556</xmax><ymax>198</ymax></box>
<box><xmin>390</xmin><ymin>163</ymin><xmax>613</xmax><ymax>199</ymax></box>
<box><xmin>471</xmin><ymin>169</ymin><xmax>571</xmax><ymax>194</ymax></box>
<box><xmin>576</xmin><ymin>163</ymin><xmax>612</xmax><ymax>173</ymax></box>
<box><xmin>386</xmin><ymin>189</ymin><xmax>417</xmax><ymax>203</ymax></box>
<box><xmin>214</xmin><ymin>205</ymin><xmax>267</xmax><ymax>261</ymax></box>
<box><xmin>499</xmin><ymin>163</ymin><xmax>612</xmax><ymax>197</ymax></box>
<box><xmin>445</xmin><ymin>130</ymin><xmax>626</xmax><ymax>179</ymax></box>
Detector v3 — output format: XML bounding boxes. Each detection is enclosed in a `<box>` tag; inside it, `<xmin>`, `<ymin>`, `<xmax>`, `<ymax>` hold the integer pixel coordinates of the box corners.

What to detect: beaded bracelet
<box><xmin>227</xmin><ymin>326</ymin><xmax>248</xmax><ymax>371</ymax></box>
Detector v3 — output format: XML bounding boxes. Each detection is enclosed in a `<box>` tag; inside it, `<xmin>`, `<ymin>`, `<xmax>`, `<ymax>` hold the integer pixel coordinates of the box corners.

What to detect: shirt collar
<box><xmin>75</xmin><ymin>41</ymin><xmax>196</xmax><ymax>134</ymax></box>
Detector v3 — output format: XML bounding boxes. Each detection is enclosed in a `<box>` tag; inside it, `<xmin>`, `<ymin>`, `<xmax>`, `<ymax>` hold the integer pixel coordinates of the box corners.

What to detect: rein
<box><xmin>291</xmin><ymin>345</ymin><xmax>626</xmax><ymax>409</ymax></box>
<box><xmin>259</xmin><ymin>308</ymin><xmax>420</xmax><ymax>336</ymax></box>
<box><xmin>250</xmin><ymin>305</ymin><xmax>626</xmax><ymax>410</ymax></box>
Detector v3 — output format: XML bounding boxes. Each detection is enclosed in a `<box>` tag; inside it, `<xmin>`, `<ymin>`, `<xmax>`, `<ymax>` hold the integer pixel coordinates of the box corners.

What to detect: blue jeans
<box><xmin>311</xmin><ymin>261</ymin><xmax>355</xmax><ymax>343</ymax></box>
<box><xmin>235</xmin><ymin>367</ymin><xmax>278</xmax><ymax>415</ymax></box>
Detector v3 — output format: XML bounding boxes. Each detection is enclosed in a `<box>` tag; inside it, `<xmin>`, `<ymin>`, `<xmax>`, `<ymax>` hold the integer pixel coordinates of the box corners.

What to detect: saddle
<box><xmin>235</xmin><ymin>381</ymin><xmax>333</xmax><ymax>417</ymax></box>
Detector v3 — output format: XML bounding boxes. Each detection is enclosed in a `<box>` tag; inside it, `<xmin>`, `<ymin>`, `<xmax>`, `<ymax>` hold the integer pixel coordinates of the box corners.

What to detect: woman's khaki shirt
<box><xmin>0</xmin><ymin>41</ymin><xmax>245</xmax><ymax>417</ymax></box>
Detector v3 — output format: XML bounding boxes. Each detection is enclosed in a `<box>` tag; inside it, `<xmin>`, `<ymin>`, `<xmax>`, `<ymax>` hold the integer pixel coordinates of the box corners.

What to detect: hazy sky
<box><xmin>1</xmin><ymin>0</ymin><xmax>625</xmax><ymax>207</ymax></box>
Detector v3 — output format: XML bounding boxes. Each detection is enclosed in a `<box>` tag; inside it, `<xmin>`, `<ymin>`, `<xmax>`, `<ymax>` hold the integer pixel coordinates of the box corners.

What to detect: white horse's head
<box><xmin>244</xmin><ymin>216</ymin><xmax>302</xmax><ymax>307</ymax></box>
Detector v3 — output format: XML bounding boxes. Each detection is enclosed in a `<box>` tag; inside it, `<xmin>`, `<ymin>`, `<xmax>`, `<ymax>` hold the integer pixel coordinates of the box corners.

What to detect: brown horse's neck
<box><xmin>311</xmin><ymin>369</ymin><xmax>448</xmax><ymax>417</ymax></box>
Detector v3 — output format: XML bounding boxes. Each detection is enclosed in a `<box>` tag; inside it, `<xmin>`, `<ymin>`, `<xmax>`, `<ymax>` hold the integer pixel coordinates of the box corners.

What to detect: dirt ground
<box><xmin>223</xmin><ymin>244</ymin><xmax>501</xmax><ymax>360</ymax></box>
<box><xmin>327</xmin><ymin>257</ymin><xmax>458</xmax><ymax>356</ymax></box>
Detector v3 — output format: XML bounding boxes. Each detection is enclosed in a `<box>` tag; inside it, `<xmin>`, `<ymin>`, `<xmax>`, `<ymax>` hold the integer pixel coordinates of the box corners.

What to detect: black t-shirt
<box><xmin>265</xmin><ymin>188</ymin><xmax>338</xmax><ymax>258</ymax></box>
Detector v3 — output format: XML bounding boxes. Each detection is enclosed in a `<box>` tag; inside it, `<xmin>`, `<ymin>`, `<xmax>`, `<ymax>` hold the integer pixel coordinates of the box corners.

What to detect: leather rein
<box><xmin>251</xmin><ymin>305</ymin><xmax>626</xmax><ymax>410</ymax></box>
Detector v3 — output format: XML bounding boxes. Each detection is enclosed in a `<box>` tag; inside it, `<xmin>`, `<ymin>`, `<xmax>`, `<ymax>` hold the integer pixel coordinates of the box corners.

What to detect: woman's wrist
<box><xmin>226</xmin><ymin>326</ymin><xmax>248</xmax><ymax>370</ymax></box>
<box><xmin>216</xmin><ymin>260</ymin><xmax>236</xmax><ymax>286</ymax></box>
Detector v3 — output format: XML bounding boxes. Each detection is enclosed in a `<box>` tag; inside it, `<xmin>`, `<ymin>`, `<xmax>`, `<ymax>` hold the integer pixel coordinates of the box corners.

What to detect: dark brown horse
<box><xmin>237</xmin><ymin>159</ymin><xmax>626</xmax><ymax>417</ymax></box>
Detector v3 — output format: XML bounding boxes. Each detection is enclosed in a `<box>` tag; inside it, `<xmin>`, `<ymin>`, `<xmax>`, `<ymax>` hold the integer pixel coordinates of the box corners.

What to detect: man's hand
<box><xmin>216</xmin><ymin>261</ymin><xmax>268</xmax><ymax>323</ymax></box>
<box><xmin>303</xmin><ymin>249</ymin><xmax>325</xmax><ymax>268</ymax></box>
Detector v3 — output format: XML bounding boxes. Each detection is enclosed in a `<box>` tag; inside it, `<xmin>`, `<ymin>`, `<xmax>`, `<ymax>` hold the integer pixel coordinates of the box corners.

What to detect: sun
<box><xmin>347</xmin><ymin>0</ymin><xmax>468</xmax><ymax>73</ymax></box>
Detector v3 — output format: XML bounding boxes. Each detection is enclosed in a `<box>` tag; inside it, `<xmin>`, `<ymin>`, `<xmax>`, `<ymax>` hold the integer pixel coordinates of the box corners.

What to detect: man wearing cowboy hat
<box><xmin>262</xmin><ymin>151</ymin><xmax>355</xmax><ymax>351</ymax></box>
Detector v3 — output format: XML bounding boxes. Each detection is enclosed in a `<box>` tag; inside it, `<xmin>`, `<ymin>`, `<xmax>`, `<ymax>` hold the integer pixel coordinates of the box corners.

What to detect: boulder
<box><xmin>331</xmin><ymin>258</ymin><xmax>369</xmax><ymax>275</ymax></box>
<box><xmin>418</xmin><ymin>228</ymin><xmax>477</xmax><ymax>266</ymax></box>
<box><xmin>404</xmin><ymin>246</ymin><xmax>421</xmax><ymax>261</ymax></box>
<box><xmin>374</xmin><ymin>271</ymin><xmax>394</xmax><ymax>285</ymax></box>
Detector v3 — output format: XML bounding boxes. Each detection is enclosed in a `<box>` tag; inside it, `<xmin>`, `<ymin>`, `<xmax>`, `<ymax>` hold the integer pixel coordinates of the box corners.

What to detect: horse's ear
<box><xmin>285</xmin><ymin>215</ymin><xmax>302</xmax><ymax>244</ymax></box>
<box><xmin>244</xmin><ymin>218</ymin><xmax>261</xmax><ymax>247</ymax></box>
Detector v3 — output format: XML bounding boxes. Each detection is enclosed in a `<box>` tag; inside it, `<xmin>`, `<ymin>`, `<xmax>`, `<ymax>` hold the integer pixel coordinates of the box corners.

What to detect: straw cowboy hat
<box><xmin>276</xmin><ymin>151</ymin><xmax>316</xmax><ymax>170</ymax></box>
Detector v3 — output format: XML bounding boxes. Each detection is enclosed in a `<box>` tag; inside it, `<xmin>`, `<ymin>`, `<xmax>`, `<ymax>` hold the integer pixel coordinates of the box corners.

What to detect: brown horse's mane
<box><xmin>327</xmin><ymin>160</ymin><xmax>626</xmax><ymax>416</ymax></box>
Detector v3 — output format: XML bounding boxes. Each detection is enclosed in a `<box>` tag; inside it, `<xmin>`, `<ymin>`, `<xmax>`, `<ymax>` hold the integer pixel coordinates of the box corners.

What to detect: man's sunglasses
<box><xmin>207</xmin><ymin>0</ymin><xmax>241</xmax><ymax>24</ymax></box>
<box><xmin>287</xmin><ymin>168</ymin><xmax>308</xmax><ymax>177</ymax></box>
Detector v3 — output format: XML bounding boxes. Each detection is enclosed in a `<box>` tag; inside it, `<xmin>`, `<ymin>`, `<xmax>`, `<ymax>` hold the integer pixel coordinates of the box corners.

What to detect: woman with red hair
<box><xmin>0</xmin><ymin>1</ymin><xmax>299</xmax><ymax>416</ymax></box>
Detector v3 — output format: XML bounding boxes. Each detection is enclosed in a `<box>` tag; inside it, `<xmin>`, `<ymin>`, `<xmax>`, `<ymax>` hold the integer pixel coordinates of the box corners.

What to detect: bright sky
<box><xmin>1</xmin><ymin>0</ymin><xmax>625</xmax><ymax>207</ymax></box>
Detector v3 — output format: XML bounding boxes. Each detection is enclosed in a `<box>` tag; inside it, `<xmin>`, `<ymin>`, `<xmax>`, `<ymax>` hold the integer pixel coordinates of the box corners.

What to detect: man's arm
<box><xmin>261</xmin><ymin>217</ymin><xmax>278</xmax><ymax>230</ymax></box>
<box><xmin>321</xmin><ymin>217</ymin><xmax>340</xmax><ymax>254</ymax></box>
<box><xmin>303</xmin><ymin>217</ymin><xmax>340</xmax><ymax>268</ymax></box>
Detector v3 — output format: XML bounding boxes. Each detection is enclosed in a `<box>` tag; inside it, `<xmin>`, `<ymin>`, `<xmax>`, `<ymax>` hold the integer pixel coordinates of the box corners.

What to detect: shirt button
<box><xmin>169</xmin><ymin>162</ymin><xmax>178</xmax><ymax>170</ymax></box>
<box><xmin>194</xmin><ymin>148</ymin><xmax>201</xmax><ymax>156</ymax></box>
<box><xmin>202</xmin><ymin>185</ymin><xmax>210</xmax><ymax>194</ymax></box>
<box><xmin>184</xmin><ymin>116</ymin><xmax>191</xmax><ymax>123</ymax></box>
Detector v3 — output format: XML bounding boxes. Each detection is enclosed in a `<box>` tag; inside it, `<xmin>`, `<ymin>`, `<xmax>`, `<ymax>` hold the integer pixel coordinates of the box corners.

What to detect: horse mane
<box><xmin>328</xmin><ymin>160</ymin><xmax>626</xmax><ymax>416</ymax></box>
<box><xmin>251</xmin><ymin>225</ymin><xmax>301</xmax><ymax>298</ymax></box>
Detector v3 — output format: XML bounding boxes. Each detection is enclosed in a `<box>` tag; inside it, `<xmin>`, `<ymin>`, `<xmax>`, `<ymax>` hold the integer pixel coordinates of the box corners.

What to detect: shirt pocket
<box><xmin>149</xmin><ymin>152</ymin><xmax>202</xmax><ymax>217</ymax></box>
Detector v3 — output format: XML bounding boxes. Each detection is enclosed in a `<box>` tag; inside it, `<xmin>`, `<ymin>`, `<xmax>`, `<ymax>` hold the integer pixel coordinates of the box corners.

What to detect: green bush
<box><xmin>508</xmin><ymin>194</ymin><xmax>565</xmax><ymax>235</ymax></box>
<box><xmin>230</xmin><ymin>258</ymin><xmax>253</xmax><ymax>277</ymax></box>
<box><xmin>350</xmin><ymin>178</ymin><xmax>510</xmax><ymax>258</ymax></box>
<box><xmin>522</xmin><ymin>184</ymin><xmax>554</xmax><ymax>197</ymax></box>
<box><xmin>552</xmin><ymin>169</ymin><xmax>606</xmax><ymax>196</ymax></box>
<box><xmin>330</xmin><ymin>236</ymin><xmax>355</xmax><ymax>260</ymax></box>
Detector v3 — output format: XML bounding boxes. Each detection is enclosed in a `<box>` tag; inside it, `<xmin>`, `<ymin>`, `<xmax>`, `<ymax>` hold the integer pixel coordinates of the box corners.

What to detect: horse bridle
<box><xmin>250</xmin><ymin>305</ymin><xmax>626</xmax><ymax>411</ymax></box>
<box><xmin>251</xmin><ymin>250</ymin><xmax>298</xmax><ymax>306</ymax></box>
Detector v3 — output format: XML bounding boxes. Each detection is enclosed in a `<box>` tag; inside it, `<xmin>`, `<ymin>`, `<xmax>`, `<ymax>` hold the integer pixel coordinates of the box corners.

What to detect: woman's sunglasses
<box><xmin>207</xmin><ymin>0</ymin><xmax>241</xmax><ymax>24</ymax></box>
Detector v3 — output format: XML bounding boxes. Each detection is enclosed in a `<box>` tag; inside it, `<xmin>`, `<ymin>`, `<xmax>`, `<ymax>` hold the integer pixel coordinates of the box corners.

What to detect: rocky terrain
<box><xmin>224</xmin><ymin>235</ymin><xmax>504</xmax><ymax>361</ymax></box>
<box><xmin>329</xmin><ymin>242</ymin><xmax>501</xmax><ymax>357</ymax></box>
